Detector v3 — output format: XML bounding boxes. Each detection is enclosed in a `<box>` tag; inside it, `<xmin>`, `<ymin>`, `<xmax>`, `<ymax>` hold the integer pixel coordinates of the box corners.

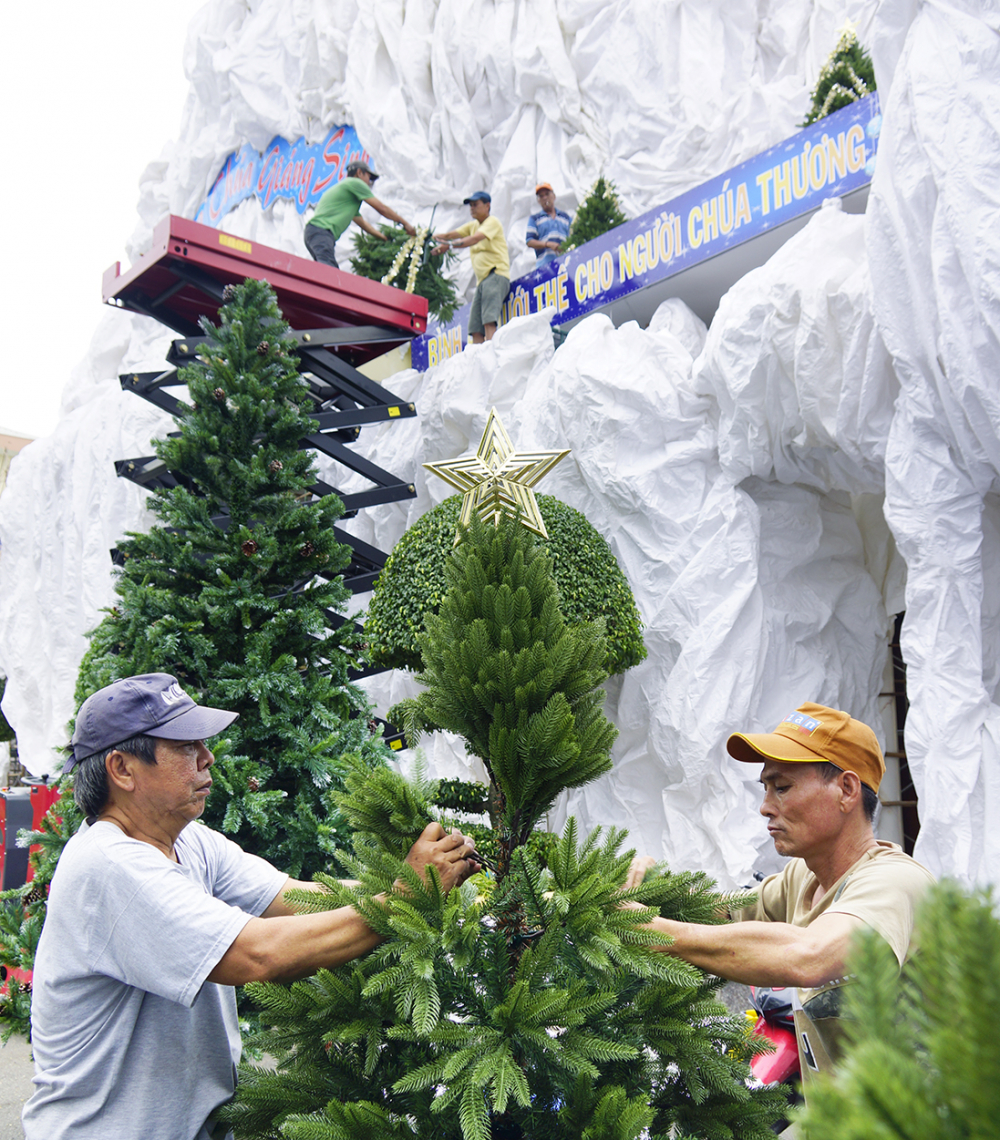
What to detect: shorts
<box><xmin>304</xmin><ymin>223</ymin><xmax>340</xmax><ymax>268</ymax></box>
<box><xmin>469</xmin><ymin>270</ymin><xmax>510</xmax><ymax>335</ymax></box>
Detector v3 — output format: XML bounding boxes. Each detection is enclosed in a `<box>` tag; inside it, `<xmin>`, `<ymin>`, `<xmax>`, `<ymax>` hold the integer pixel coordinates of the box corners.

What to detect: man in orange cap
<box><xmin>526</xmin><ymin>182</ymin><xmax>573</xmax><ymax>266</ymax></box>
<box><xmin>627</xmin><ymin>701</ymin><xmax>933</xmax><ymax>1090</ymax></box>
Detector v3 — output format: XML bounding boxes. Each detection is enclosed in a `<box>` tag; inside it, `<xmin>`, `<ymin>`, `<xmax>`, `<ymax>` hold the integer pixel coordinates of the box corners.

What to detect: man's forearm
<box><xmin>209</xmin><ymin>905</ymin><xmax>383</xmax><ymax>985</ymax></box>
<box><xmin>643</xmin><ymin>914</ymin><xmax>858</xmax><ymax>988</ymax></box>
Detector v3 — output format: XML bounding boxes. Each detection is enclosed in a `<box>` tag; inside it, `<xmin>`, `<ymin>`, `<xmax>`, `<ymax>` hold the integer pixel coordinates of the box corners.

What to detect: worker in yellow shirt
<box><xmin>432</xmin><ymin>191</ymin><xmax>510</xmax><ymax>343</ymax></box>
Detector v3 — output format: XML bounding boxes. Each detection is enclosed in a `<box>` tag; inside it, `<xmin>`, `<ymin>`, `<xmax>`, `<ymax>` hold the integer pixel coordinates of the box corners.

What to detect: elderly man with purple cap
<box><xmin>23</xmin><ymin>673</ymin><xmax>478</xmax><ymax>1140</ymax></box>
<box><xmin>625</xmin><ymin>701</ymin><xmax>934</xmax><ymax>1098</ymax></box>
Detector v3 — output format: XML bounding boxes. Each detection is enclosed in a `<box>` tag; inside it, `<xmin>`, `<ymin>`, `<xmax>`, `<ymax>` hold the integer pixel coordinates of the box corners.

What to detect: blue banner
<box><xmin>412</xmin><ymin>93</ymin><xmax>882</xmax><ymax>371</ymax></box>
<box><xmin>195</xmin><ymin>125</ymin><xmax>372</xmax><ymax>226</ymax></box>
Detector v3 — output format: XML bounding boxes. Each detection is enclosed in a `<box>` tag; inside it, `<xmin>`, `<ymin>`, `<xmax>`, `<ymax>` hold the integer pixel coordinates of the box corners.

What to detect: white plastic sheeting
<box><xmin>0</xmin><ymin>0</ymin><xmax>997</xmax><ymax>887</ymax></box>
<box><xmin>867</xmin><ymin>0</ymin><xmax>1000</xmax><ymax>883</ymax></box>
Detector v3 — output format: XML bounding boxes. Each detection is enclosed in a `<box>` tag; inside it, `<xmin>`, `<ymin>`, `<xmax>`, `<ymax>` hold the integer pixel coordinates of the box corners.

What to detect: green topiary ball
<box><xmin>364</xmin><ymin>494</ymin><xmax>647</xmax><ymax>676</ymax></box>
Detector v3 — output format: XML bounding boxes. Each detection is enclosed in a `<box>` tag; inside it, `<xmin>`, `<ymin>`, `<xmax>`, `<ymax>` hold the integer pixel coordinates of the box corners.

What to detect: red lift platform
<box><xmin>103</xmin><ymin>214</ymin><xmax>427</xmax><ymax>366</ymax></box>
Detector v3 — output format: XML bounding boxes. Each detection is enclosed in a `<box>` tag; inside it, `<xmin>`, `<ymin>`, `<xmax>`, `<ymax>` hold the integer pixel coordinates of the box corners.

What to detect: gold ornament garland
<box><xmin>382</xmin><ymin>225</ymin><xmax>429</xmax><ymax>293</ymax></box>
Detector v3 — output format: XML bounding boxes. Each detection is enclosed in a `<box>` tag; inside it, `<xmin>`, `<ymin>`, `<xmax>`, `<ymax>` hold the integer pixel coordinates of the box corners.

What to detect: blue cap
<box><xmin>463</xmin><ymin>191</ymin><xmax>491</xmax><ymax>204</ymax></box>
<box><xmin>68</xmin><ymin>674</ymin><xmax>238</xmax><ymax>772</ymax></box>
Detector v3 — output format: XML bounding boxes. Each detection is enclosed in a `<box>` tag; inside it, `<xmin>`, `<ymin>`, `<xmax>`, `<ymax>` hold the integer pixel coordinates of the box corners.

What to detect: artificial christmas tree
<box><xmin>219</xmin><ymin>504</ymin><xmax>784</xmax><ymax>1139</ymax></box>
<box><xmin>801</xmin><ymin>28</ymin><xmax>875</xmax><ymax>126</ymax></box>
<box><xmin>73</xmin><ymin>277</ymin><xmax>391</xmax><ymax>878</ymax></box>
<box><xmin>565</xmin><ymin>176</ymin><xmax>628</xmax><ymax>250</ymax></box>
<box><xmin>351</xmin><ymin>224</ymin><xmax>459</xmax><ymax>322</ymax></box>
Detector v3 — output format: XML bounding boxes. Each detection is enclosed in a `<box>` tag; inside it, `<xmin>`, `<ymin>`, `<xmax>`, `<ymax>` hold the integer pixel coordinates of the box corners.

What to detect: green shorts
<box><xmin>469</xmin><ymin>270</ymin><xmax>510</xmax><ymax>334</ymax></box>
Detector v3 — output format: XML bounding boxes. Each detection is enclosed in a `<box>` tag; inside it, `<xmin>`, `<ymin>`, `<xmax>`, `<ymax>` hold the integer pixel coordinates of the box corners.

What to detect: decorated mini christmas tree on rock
<box><xmin>566</xmin><ymin>175</ymin><xmax>627</xmax><ymax>250</ymax></box>
<box><xmin>220</xmin><ymin>414</ymin><xmax>785</xmax><ymax>1139</ymax></box>
<box><xmin>801</xmin><ymin>26</ymin><xmax>876</xmax><ymax>126</ymax></box>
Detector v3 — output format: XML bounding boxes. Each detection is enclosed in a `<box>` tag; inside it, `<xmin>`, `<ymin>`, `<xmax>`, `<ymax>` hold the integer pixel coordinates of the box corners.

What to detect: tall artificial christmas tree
<box><xmin>74</xmin><ymin>278</ymin><xmax>389</xmax><ymax>877</ymax></box>
<box><xmin>801</xmin><ymin>27</ymin><xmax>876</xmax><ymax>126</ymax></box>
<box><xmin>219</xmin><ymin>420</ymin><xmax>784</xmax><ymax>1140</ymax></box>
<box><xmin>566</xmin><ymin>176</ymin><xmax>628</xmax><ymax>250</ymax></box>
<box><xmin>2</xmin><ymin>279</ymin><xmax>393</xmax><ymax>1037</ymax></box>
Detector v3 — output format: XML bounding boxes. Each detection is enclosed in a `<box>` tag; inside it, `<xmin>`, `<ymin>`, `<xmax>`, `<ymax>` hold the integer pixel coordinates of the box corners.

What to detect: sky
<box><xmin>0</xmin><ymin>0</ymin><xmax>209</xmax><ymax>440</ymax></box>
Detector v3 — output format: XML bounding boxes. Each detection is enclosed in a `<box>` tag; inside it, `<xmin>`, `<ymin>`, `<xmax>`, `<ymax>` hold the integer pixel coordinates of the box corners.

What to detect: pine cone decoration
<box><xmin>299</xmin><ymin>541</ymin><xmax>315</xmax><ymax>558</ymax></box>
<box><xmin>269</xmin><ymin>460</ymin><xmax>283</xmax><ymax>472</ymax></box>
<box><xmin>247</xmin><ymin>776</ymin><xmax>260</xmax><ymax>792</ymax></box>
<box><xmin>256</xmin><ymin>340</ymin><xmax>270</xmax><ymax>354</ymax></box>
<box><xmin>241</xmin><ymin>538</ymin><xmax>258</xmax><ymax>557</ymax></box>
<box><xmin>213</xmin><ymin>387</ymin><xmax>226</xmax><ymax>401</ymax></box>
<box><xmin>23</xmin><ymin>885</ymin><xmax>46</xmax><ymax>906</ymax></box>
<box><xmin>222</xmin><ymin>283</ymin><xmax>237</xmax><ymax>301</ymax></box>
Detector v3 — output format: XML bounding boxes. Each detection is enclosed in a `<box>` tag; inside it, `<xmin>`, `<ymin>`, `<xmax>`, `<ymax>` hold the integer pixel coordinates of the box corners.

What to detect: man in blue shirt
<box><xmin>526</xmin><ymin>183</ymin><xmax>573</xmax><ymax>266</ymax></box>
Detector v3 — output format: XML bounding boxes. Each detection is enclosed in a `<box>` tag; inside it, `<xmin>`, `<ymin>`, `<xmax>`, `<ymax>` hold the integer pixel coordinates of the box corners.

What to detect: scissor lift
<box><xmin>103</xmin><ymin>215</ymin><xmax>429</xmax><ymax>740</ymax></box>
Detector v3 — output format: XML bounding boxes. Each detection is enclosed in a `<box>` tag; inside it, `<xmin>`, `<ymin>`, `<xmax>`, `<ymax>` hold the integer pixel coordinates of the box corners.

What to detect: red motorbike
<box><xmin>748</xmin><ymin>985</ymin><xmax>801</xmax><ymax>1132</ymax></box>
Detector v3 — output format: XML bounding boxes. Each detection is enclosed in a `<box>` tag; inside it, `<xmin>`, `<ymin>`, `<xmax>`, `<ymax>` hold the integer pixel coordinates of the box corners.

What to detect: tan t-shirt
<box><xmin>732</xmin><ymin>843</ymin><xmax>934</xmax><ymax>1080</ymax></box>
<box><xmin>458</xmin><ymin>215</ymin><xmax>510</xmax><ymax>282</ymax></box>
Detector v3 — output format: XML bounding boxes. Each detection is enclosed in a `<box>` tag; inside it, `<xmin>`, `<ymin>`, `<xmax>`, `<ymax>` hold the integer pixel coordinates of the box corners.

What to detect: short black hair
<box><xmin>816</xmin><ymin>761</ymin><xmax>879</xmax><ymax>823</ymax></box>
<box><xmin>72</xmin><ymin>734</ymin><xmax>158</xmax><ymax>821</ymax></box>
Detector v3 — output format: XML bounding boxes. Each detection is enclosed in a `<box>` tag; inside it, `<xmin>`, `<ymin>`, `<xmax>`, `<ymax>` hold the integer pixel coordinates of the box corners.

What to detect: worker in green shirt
<box><xmin>304</xmin><ymin>160</ymin><xmax>416</xmax><ymax>269</ymax></box>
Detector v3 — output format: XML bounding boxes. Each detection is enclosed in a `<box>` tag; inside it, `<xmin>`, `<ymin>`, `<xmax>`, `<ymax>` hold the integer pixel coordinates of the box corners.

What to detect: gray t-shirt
<box><xmin>23</xmin><ymin>820</ymin><xmax>287</xmax><ymax>1140</ymax></box>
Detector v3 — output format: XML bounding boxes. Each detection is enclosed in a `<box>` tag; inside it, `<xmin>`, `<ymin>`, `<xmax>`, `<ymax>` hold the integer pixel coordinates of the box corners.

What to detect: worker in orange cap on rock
<box><xmin>625</xmin><ymin>702</ymin><xmax>934</xmax><ymax>1097</ymax></box>
<box><xmin>525</xmin><ymin>182</ymin><xmax>573</xmax><ymax>267</ymax></box>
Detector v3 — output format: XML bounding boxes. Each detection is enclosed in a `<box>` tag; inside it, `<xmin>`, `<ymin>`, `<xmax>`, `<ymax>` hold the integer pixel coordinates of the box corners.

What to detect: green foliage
<box><xmin>74</xmin><ymin>278</ymin><xmax>389</xmax><ymax>878</ymax></box>
<box><xmin>225</xmin><ymin>513</ymin><xmax>783</xmax><ymax>1139</ymax></box>
<box><xmin>566</xmin><ymin>176</ymin><xmax>628</xmax><ymax>250</ymax></box>
<box><xmin>350</xmin><ymin>225</ymin><xmax>459</xmax><ymax>322</ymax></box>
<box><xmin>800</xmin><ymin>879</ymin><xmax>1000</xmax><ymax>1140</ymax></box>
<box><xmin>365</xmin><ymin>494</ymin><xmax>646</xmax><ymax>678</ymax></box>
<box><xmin>390</xmin><ymin>513</ymin><xmax>617</xmax><ymax>845</ymax></box>
<box><xmin>223</xmin><ymin>791</ymin><xmax>783</xmax><ymax>1139</ymax></box>
<box><xmin>802</xmin><ymin>29</ymin><xmax>876</xmax><ymax>126</ymax></box>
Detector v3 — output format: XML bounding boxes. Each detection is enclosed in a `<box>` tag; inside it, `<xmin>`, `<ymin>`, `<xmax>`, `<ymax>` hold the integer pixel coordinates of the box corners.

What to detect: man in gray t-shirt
<box><xmin>23</xmin><ymin>674</ymin><xmax>478</xmax><ymax>1140</ymax></box>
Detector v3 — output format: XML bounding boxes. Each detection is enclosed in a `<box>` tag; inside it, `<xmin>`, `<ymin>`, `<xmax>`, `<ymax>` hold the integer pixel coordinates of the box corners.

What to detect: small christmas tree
<box><xmin>801</xmin><ymin>28</ymin><xmax>876</xmax><ymax>126</ymax></box>
<box><xmin>351</xmin><ymin>225</ymin><xmax>459</xmax><ymax>322</ymax></box>
<box><xmin>72</xmin><ymin>277</ymin><xmax>390</xmax><ymax>877</ymax></box>
<box><xmin>220</xmin><ymin>508</ymin><xmax>785</xmax><ymax>1139</ymax></box>
<box><xmin>800</xmin><ymin>879</ymin><xmax>1000</xmax><ymax>1139</ymax></box>
<box><xmin>566</xmin><ymin>176</ymin><xmax>627</xmax><ymax>250</ymax></box>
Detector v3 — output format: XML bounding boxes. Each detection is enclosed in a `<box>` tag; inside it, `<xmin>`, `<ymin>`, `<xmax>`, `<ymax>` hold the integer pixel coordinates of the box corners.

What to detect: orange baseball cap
<box><xmin>726</xmin><ymin>702</ymin><xmax>885</xmax><ymax>793</ymax></box>
<box><xmin>535</xmin><ymin>182</ymin><xmax>554</xmax><ymax>194</ymax></box>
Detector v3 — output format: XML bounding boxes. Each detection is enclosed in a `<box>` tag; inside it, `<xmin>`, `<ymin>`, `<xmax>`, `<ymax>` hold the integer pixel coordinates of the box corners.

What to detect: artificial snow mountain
<box><xmin>0</xmin><ymin>0</ymin><xmax>997</xmax><ymax>889</ymax></box>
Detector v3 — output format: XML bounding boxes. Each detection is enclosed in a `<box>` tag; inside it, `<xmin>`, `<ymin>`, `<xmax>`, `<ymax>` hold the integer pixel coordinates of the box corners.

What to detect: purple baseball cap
<box><xmin>68</xmin><ymin>673</ymin><xmax>238</xmax><ymax>772</ymax></box>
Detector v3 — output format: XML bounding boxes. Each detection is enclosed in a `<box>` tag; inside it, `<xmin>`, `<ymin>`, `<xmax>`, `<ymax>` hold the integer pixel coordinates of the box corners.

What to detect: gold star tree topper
<box><xmin>423</xmin><ymin>408</ymin><xmax>570</xmax><ymax>540</ymax></box>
